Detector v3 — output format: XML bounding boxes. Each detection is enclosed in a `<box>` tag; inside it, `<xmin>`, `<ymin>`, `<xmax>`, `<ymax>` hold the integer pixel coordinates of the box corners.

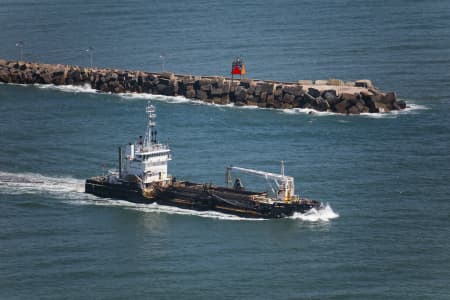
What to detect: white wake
<box><xmin>0</xmin><ymin>171</ymin><xmax>338</xmax><ymax>222</ymax></box>
<box><xmin>0</xmin><ymin>170</ymin><xmax>85</xmax><ymax>196</ymax></box>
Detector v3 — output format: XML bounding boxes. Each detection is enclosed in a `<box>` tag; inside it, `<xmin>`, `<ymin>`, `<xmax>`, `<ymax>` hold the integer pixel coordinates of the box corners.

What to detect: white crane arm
<box><xmin>229</xmin><ymin>166</ymin><xmax>293</xmax><ymax>182</ymax></box>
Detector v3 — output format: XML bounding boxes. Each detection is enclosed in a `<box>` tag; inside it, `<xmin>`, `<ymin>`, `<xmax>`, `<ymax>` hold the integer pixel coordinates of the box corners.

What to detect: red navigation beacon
<box><xmin>231</xmin><ymin>56</ymin><xmax>246</xmax><ymax>80</ymax></box>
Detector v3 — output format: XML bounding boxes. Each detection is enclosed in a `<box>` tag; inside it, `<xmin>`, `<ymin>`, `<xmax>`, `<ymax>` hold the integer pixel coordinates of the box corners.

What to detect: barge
<box><xmin>85</xmin><ymin>102</ymin><xmax>323</xmax><ymax>219</ymax></box>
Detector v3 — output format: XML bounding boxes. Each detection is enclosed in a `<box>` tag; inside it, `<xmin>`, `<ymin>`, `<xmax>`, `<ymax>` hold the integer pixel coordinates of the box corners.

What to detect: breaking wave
<box><xmin>117</xmin><ymin>92</ymin><xmax>426</xmax><ymax>118</ymax></box>
<box><xmin>289</xmin><ymin>203</ymin><xmax>339</xmax><ymax>222</ymax></box>
<box><xmin>35</xmin><ymin>83</ymin><xmax>97</xmax><ymax>94</ymax></box>
<box><xmin>117</xmin><ymin>92</ymin><xmax>236</xmax><ymax>109</ymax></box>
<box><xmin>281</xmin><ymin>101</ymin><xmax>427</xmax><ymax>118</ymax></box>
<box><xmin>5</xmin><ymin>83</ymin><xmax>426</xmax><ymax>118</ymax></box>
<box><xmin>0</xmin><ymin>171</ymin><xmax>338</xmax><ymax>222</ymax></box>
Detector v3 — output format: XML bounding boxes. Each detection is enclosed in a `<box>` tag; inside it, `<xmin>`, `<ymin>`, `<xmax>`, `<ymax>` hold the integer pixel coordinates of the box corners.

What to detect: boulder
<box><xmin>98</xmin><ymin>82</ymin><xmax>110</xmax><ymax>92</ymax></box>
<box><xmin>156</xmin><ymin>83</ymin><xmax>170</xmax><ymax>94</ymax></box>
<box><xmin>39</xmin><ymin>72</ymin><xmax>53</xmax><ymax>84</ymax></box>
<box><xmin>281</xmin><ymin>103</ymin><xmax>293</xmax><ymax>109</ymax></box>
<box><xmin>210</xmin><ymin>86</ymin><xmax>223</xmax><ymax>97</ymax></box>
<box><xmin>363</xmin><ymin>96</ymin><xmax>379</xmax><ymax>113</ymax></box>
<box><xmin>52</xmin><ymin>68</ymin><xmax>68</xmax><ymax>85</ymax></box>
<box><xmin>235</xmin><ymin>87</ymin><xmax>248</xmax><ymax>102</ymax></box>
<box><xmin>303</xmin><ymin>92</ymin><xmax>315</xmax><ymax>101</ymax></box>
<box><xmin>283</xmin><ymin>85</ymin><xmax>303</xmax><ymax>96</ymax></box>
<box><xmin>311</xmin><ymin>97</ymin><xmax>330</xmax><ymax>111</ymax></box>
<box><xmin>347</xmin><ymin>105</ymin><xmax>362</xmax><ymax>114</ymax></box>
<box><xmin>222</xmin><ymin>82</ymin><xmax>230</xmax><ymax>94</ymax></box>
<box><xmin>383</xmin><ymin>92</ymin><xmax>396</xmax><ymax>105</ymax></box>
<box><xmin>322</xmin><ymin>90</ymin><xmax>338</xmax><ymax>104</ymax></box>
<box><xmin>212</xmin><ymin>76</ymin><xmax>225</xmax><ymax>88</ymax></box>
<box><xmin>196</xmin><ymin>89</ymin><xmax>208</xmax><ymax>100</ymax></box>
<box><xmin>71</xmin><ymin>69</ymin><xmax>81</xmax><ymax>82</ymax></box>
<box><xmin>199</xmin><ymin>79</ymin><xmax>211</xmax><ymax>91</ymax></box>
<box><xmin>397</xmin><ymin>100</ymin><xmax>406</xmax><ymax>109</ymax></box>
<box><xmin>282</xmin><ymin>93</ymin><xmax>295</xmax><ymax>104</ymax></box>
<box><xmin>159</xmin><ymin>77</ymin><xmax>172</xmax><ymax>86</ymax></box>
<box><xmin>239</xmin><ymin>78</ymin><xmax>255</xmax><ymax>89</ymax></box>
<box><xmin>334</xmin><ymin>99</ymin><xmax>351</xmax><ymax>114</ymax></box>
<box><xmin>302</xmin><ymin>103</ymin><xmax>312</xmax><ymax>109</ymax></box>
<box><xmin>254</xmin><ymin>82</ymin><xmax>275</xmax><ymax>95</ymax></box>
<box><xmin>185</xmin><ymin>89</ymin><xmax>196</xmax><ymax>99</ymax></box>
<box><xmin>355</xmin><ymin>79</ymin><xmax>373</xmax><ymax>89</ymax></box>
<box><xmin>308</xmin><ymin>88</ymin><xmax>321</xmax><ymax>98</ymax></box>
<box><xmin>341</xmin><ymin>92</ymin><xmax>359</xmax><ymax>105</ymax></box>
<box><xmin>246</xmin><ymin>99</ymin><xmax>258</xmax><ymax>106</ymax></box>
<box><xmin>160</xmin><ymin>72</ymin><xmax>175</xmax><ymax>80</ymax></box>
<box><xmin>355</xmin><ymin>99</ymin><xmax>369</xmax><ymax>113</ymax></box>
<box><xmin>274</xmin><ymin>86</ymin><xmax>283</xmax><ymax>97</ymax></box>
<box><xmin>259</xmin><ymin>91</ymin><xmax>267</xmax><ymax>103</ymax></box>
<box><xmin>0</xmin><ymin>69</ymin><xmax>10</xmax><ymax>82</ymax></box>
<box><xmin>113</xmin><ymin>85</ymin><xmax>124</xmax><ymax>93</ymax></box>
<box><xmin>256</xmin><ymin>102</ymin><xmax>266</xmax><ymax>108</ymax></box>
<box><xmin>222</xmin><ymin>94</ymin><xmax>230</xmax><ymax>104</ymax></box>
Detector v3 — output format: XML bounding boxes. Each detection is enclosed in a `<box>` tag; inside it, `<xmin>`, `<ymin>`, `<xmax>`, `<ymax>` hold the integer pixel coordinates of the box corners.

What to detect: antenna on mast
<box><xmin>144</xmin><ymin>101</ymin><xmax>157</xmax><ymax>146</ymax></box>
<box><xmin>281</xmin><ymin>160</ymin><xmax>285</xmax><ymax>177</ymax></box>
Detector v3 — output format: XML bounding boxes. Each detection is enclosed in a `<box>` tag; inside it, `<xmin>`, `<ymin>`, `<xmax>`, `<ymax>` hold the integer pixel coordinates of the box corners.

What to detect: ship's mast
<box><xmin>144</xmin><ymin>102</ymin><xmax>157</xmax><ymax>147</ymax></box>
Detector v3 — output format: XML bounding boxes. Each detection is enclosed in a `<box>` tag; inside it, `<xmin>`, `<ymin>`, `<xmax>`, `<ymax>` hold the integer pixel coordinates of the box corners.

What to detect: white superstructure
<box><xmin>121</xmin><ymin>102</ymin><xmax>172</xmax><ymax>185</ymax></box>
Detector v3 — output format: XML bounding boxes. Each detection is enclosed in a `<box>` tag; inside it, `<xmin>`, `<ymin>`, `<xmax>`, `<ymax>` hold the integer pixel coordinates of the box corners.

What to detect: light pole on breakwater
<box><xmin>16</xmin><ymin>41</ymin><xmax>24</xmax><ymax>61</ymax></box>
<box><xmin>86</xmin><ymin>46</ymin><xmax>94</xmax><ymax>67</ymax></box>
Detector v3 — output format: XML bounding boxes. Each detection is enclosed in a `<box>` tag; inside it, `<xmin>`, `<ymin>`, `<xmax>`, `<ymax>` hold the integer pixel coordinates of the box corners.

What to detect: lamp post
<box><xmin>86</xmin><ymin>46</ymin><xmax>94</xmax><ymax>67</ymax></box>
<box><xmin>16</xmin><ymin>41</ymin><xmax>24</xmax><ymax>61</ymax></box>
<box><xmin>159</xmin><ymin>54</ymin><xmax>165</xmax><ymax>72</ymax></box>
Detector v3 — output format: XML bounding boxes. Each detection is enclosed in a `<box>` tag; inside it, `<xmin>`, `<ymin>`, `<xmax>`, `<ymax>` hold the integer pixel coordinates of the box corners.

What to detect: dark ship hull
<box><xmin>85</xmin><ymin>176</ymin><xmax>322</xmax><ymax>219</ymax></box>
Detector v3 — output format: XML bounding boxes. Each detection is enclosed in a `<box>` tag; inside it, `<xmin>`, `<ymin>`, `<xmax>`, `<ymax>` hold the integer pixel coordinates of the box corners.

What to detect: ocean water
<box><xmin>1</xmin><ymin>0</ymin><xmax>450</xmax><ymax>299</ymax></box>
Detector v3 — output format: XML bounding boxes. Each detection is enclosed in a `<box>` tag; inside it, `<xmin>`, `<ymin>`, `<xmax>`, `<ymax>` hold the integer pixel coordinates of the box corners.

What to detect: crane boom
<box><xmin>226</xmin><ymin>165</ymin><xmax>297</xmax><ymax>203</ymax></box>
<box><xmin>228</xmin><ymin>166</ymin><xmax>292</xmax><ymax>182</ymax></box>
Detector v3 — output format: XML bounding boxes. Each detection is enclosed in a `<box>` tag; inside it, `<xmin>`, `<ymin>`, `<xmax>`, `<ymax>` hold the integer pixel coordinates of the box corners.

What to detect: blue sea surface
<box><xmin>1</xmin><ymin>0</ymin><xmax>449</xmax><ymax>299</ymax></box>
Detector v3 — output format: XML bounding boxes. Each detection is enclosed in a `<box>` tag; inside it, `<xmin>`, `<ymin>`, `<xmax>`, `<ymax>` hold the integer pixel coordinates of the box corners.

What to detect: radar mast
<box><xmin>144</xmin><ymin>102</ymin><xmax>157</xmax><ymax>147</ymax></box>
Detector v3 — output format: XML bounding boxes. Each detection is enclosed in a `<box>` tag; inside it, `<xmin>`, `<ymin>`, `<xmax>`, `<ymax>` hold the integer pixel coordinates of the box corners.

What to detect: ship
<box><xmin>85</xmin><ymin>102</ymin><xmax>323</xmax><ymax>219</ymax></box>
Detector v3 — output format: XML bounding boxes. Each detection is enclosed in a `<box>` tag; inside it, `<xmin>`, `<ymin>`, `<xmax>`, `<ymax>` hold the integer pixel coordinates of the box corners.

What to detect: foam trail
<box><xmin>289</xmin><ymin>203</ymin><xmax>339</xmax><ymax>222</ymax></box>
<box><xmin>0</xmin><ymin>171</ymin><xmax>260</xmax><ymax>221</ymax></box>
<box><xmin>70</xmin><ymin>199</ymin><xmax>264</xmax><ymax>221</ymax></box>
<box><xmin>0</xmin><ymin>171</ymin><xmax>337</xmax><ymax>222</ymax></box>
<box><xmin>0</xmin><ymin>171</ymin><xmax>85</xmax><ymax>195</ymax></box>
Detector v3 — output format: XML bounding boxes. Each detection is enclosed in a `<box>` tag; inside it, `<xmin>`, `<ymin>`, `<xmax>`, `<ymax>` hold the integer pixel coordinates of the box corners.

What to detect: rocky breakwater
<box><xmin>0</xmin><ymin>59</ymin><xmax>406</xmax><ymax>114</ymax></box>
